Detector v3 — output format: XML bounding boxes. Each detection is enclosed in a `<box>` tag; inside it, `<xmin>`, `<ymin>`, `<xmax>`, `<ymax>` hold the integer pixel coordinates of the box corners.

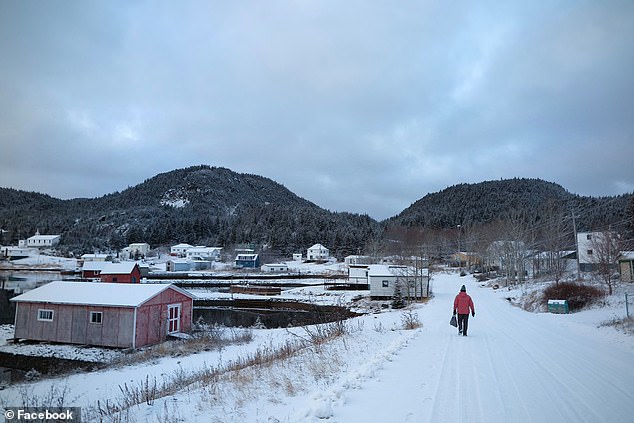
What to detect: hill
<box><xmin>0</xmin><ymin>166</ymin><xmax>379</xmax><ymax>257</ymax></box>
<box><xmin>1</xmin><ymin>172</ymin><xmax>631</xmax><ymax>257</ymax></box>
<box><xmin>387</xmin><ymin>178</ymin><xmax>632</xmax><ymax>232</ymax></box>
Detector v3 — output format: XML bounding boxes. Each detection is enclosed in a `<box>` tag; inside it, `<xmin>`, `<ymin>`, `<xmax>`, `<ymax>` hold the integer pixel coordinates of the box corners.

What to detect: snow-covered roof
<box><xmin>82</xmin><ymin>261</ymin><xmax>109</xmax><ymax>271</ymax></box>
<box><xmin>619</xmin><ymin>251</ymin><xmax>634</xmax><ymax>260</ymax></box>
<box><xmin>308</xmin><ymin>244</ymin><xmax>328</xmax><ymax>250</ymax></box>
<box><xmin>10</xmin><ymin>281</ymin><xmax>194</xmax><ymax>307</ymax></box>
<box><xmin>100</xmin><ymin>262</ymin><xmax>139</xmax><ymax>274</ymax></box>
<box><xmin>81</xmin><ymin>253</ymin><xmax>110</xmax><ymax>259</ymax></box>
<box><xmin>27</xmin><ymin>234</ymin><xmax>61</xmax><ymax>240</ymax></box>
<box><xmin>171</xmin><ymin>243</ymin><xmax>193</xmax><ymax>248</ymax></box>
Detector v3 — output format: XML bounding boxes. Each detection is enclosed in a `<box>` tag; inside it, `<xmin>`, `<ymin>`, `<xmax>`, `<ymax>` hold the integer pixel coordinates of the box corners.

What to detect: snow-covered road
<box><xmin>332</xmin><ymin>273</ymin><xmax>634</xmax><ymax>423</ymax></box>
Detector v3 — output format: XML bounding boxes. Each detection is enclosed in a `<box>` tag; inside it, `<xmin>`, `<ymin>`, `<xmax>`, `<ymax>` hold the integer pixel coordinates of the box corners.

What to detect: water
<box><xmin>0</xmin><ymin>270</ymin><xmax>61</xmax><ymax>294</ymax></box>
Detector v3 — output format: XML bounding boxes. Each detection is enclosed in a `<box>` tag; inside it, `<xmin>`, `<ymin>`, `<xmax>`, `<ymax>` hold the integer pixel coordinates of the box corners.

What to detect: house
<box><xmin>26</xmin><ymin>231</ymin><xmax>61</xmax><ymax>248</ymax></box>
<box><xmin>80</xmin><ymin>253</ymin><xmax>111</xmax><ymax>262</ymax></box>
<box><xmin>261</xmin><ymin>263</ymin><xmax>288</xmax><ymax>273</ymax></box>
<box><xmin>122</xmin><ymin>243</ymin><xmax>151</xmax><ymax>259</ymax></box>
<box><xmin>1</xmin><ymin>246</ymin><xmax>35</xmax><ymax>260</ymax></box>
<box><xmin>368</xmin><ymin>264</ymin><xmax>429</xmax><ymax>300</ymax></box>
<box><xmin>170</xmin><ymin>243</ymin><xmax>193</xmax><ymax>257</ymax></box>
<box><xmin>344</xmin><ymin>255</ymin><xmax>372</xmax><ymax>266</ymax></box>
<box><xmin>10</xmin><ymin>281</ymin><xmax>194</xmax><ymax>348</ymax></box>
<box><xmin>618</xmin><ymin>252</ymin><xmax>634</xmax><ymax>283</ymax></box>
<box><xmin>348</xmin><ymin>265</ymin><xmax>370</xmax><ymax>288</ymax></box>
<box><xmin>166</xmin><ymin>259</ymin><xmax>192</xmax><ymax>272</ymax></box>
<box><xmin>577</xmin><ymin>231</ymin><xmax>620</xmax><ymax>272</ymax></box>
<box><xmin>531</xmin><ymin>250</ymin><xmax>577</xmax><ymax>279</ymax></box>
<box><xmin>81</xmin><ymin>261</ymin><xmax>109</xmax><ymax>279</ymax></box>
<box><xmin>100</xmin><ymin>262</ymin><xmax>142</xmax><ymax>283</ymax></box>
<box><xmin>185</xmin><ymin>246</ymin><xmax>222</xmax><ymax>261</ymax></box>
<box><xmin>235</xmin><ymin>253</ymin><xmax>260</xmax><ymax>268</ymax></box>
<box><xmin>307</xmin><ymin>244</ymin><xmax>329</xmax><ymax>261</ymax></box>
<box><xmin>292</xmin><ymin>253</ymin><xmax>303</xmax><ymax>262</ymax></box>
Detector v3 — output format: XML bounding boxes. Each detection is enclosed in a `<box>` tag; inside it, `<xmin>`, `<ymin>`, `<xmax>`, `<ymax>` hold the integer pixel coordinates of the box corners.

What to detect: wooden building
<box><xmin>11</xmin><ymin>281</ymin><xmax>194</xmax><ymax>348</ymax></box>
<box><xmin>100</xmin><ymin>262</ymin><xmax>142</xmax><ymax>283</ymax></box>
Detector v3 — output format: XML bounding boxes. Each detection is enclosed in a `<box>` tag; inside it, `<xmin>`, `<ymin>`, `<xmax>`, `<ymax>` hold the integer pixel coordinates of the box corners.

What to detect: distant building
<box><xmin>185</xmin><ymin>246</ymin><xmax>222</xmax><ymax>261</ymax></box>
<box><xmin>307</xmin><ymin>244</ymin><xmax>329</xmax><ymax>261</ymax></box>
<box><xmin>235</xmin><ymin>253</ymin><xmax>260</xmax><ymax>268</ymax></box>
<box><xmin>292</xmin><ymin>253</ymin><xmax>303</xmax><ymax>262</ymax></box>
<box><xmin>26</xmin><ymin>231</ymin><xmax>61</xmax><ymax>248</ymax></box>
<box><xmin>618</xmin><ymin>252</ymin><xmax>634</xmax><ymax>283</ymax></box>
<box><xmin>170</xmin><ymin>243</ymin><xmax>193</xmax><ymax>257</ymax></box>
<box><xmin>100</xmin><ymin>262</ymin><xmax>142</xmax><ymax>283</ymax></box>
<box><xmin>81</xmin><ymin>261</ymin><xmax>109</xmax><ymax>279</ymax></box>
<box><xmin>261</xmin><ymin>263</ymin><xmax>288</xmax><ymax>273</ymax></box>
<box><xmin>368</xmin><ymin>264</ymin><xmax>429</xmax><ymax>300</ymax></box>
<box><xmin>122</xmin><ymin>243</ymin><xmax>150</xmax><ymax>259</ymax></box>
<box><xmin>81</xmin><ymin>253</ymin><xmax>111</xmax><ymax>262</ymax></box>
<box><xmin>344</xmin><ymin>255</ymin><xmax>372</xmax><ymax>266</ymax></box>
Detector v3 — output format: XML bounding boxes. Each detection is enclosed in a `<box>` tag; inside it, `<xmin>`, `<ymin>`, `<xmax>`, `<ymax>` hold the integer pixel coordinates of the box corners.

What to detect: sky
<box><xmin>1</xmin><ymin>1</ymin><xmax>633</xmax><ymax>220</ymax></box>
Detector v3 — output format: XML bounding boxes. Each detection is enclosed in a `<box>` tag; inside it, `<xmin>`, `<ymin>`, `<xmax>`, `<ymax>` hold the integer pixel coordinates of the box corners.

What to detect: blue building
<box><xmin>235</xmin><ymin>253</ymin><xmax>260</xmax><ymax>268</ymax></box>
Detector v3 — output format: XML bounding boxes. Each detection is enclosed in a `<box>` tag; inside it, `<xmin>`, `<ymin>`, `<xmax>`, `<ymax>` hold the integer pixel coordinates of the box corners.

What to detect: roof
<box><xmin>10</xmin><ymin>281</ymin><xmax>194</xmax><ymax>307</ymax></box>
<box><xmin>27</xmin><ymin>234</ymin><xmax>60</xmax><ymax>240</ymax></box>
<box><xmin>619</xmin><ymin>251</ymin><xmax>634</xmax><ymax>260</ymax></box>
<box><xmin>100</xmin><ymin>262</ymin><xmax>139</xmax><ymax>274</ymax></box>
<box><xmin>308</xmin><ymin>243</ymin><xmax>329</xmax><ymax>251</ymax></box>
<box><xmin>171</xmin><ymin>243</ymin><xmax>193</xmax><ymax>248</ymax></box>
<box><xmin>82</xmin><ymin>261</ymin><xmax>109</xmax><ymax>271</ymax></box>
<box><xmin>236</xmin><ymin>253</ymin><xmax>258</xmax><ymax>260</ymax></box>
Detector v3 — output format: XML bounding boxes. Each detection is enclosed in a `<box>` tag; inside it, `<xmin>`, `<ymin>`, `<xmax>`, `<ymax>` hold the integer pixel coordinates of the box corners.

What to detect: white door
<box><xmin>167</xmin><ymin>304</ymin><xmax>181</xmax><ymax>334</ymax></box>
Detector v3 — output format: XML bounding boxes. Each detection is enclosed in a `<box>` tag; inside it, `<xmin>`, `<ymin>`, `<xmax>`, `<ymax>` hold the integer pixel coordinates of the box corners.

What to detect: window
<box><xmin>38</xmin><ymin>309</ymin><xmax>54</xmax><ymax>321</ymax></box>
<box><xmin>382</xmin><ymin>280</ymin><xmax>389</xmax><ymax>288</ymax></box>
<box><xmin>167</xmin><ymin>304</ymin><xmax>181</xmax><ymax>333</ymax></box>
<box><xmin>586</xmin><ymin>234</ymin><xmax>592</xmax><ymax>240</ymax></box>
<box><xmin>90</xmin><ymin>311</ymin><xmax>103</xmax><ymax>324</ymax></box>
<box><xmin>587</xmin><ymin>249</ymin><xmax>593</xmax><ymax>255</ymax></box>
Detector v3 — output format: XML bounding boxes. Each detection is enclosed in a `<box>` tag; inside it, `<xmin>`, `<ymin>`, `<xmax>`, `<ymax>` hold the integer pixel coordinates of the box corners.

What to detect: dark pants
<box><xmin>457</xmin><ymin>314</ymin><xmax>469</xmax><ymax>335</ymax></box>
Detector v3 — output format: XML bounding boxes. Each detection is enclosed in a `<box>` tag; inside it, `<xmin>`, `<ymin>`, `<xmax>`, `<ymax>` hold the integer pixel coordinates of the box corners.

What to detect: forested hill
<box><xmin>387</xmin><ymin>178</ymin><xmax>632</xmax><ymax>232</ymax></box>
<box><xmin>0</xmin><ymin>166</ymin><xmax>380</xmax><ymax>257</ymax></box>
<box><xmin>1</xmin><ymin>171</ymin><xmax>631</xmax><ymax>257</ymax></box>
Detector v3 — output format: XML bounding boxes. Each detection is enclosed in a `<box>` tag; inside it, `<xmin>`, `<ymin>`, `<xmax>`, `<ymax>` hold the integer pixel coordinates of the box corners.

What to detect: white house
<box><xmin>81</xmin><ymin>253</ymin><xmax>111</xmax><ymax>262</ymax></box>
<box><xmin>26</xmin><ymin>231</ymin><xmax>61</xmax><ymax>248</ymax></box>
<box><xmin>577</xmin><ymin>231</ymin><xmax>618</xmax><ymax>272</ymax></box>
<box><xmin>261</xmin><ymin>263</ymin><xmax>289</xmax><ymax>273</ymax></box>
<box><xmin>170</xmin><ymin>243</ymin><xmax>193</xmax><ymax>257</ymax></box>
<box><xmin>185</xmin><ymin>246</ymin><xmax>222</xmax><ymax>261</ymax></box>
<box><xmin>292</xmin><ymin>253</ymin><xmax>303</xmax><ymax>262</ymax></box>
<box><xmin>368</xmin><ymin>264</ymin><xmax>429</xmax><ymax>300</ymax></box>
<box><xmin>307</xmin><ymin>244</ymin><xmax>329</xmax><ymax>261</ymax></box>
<box><xmin>122</xmin><ymin>243</ymin><xmax>151</xmax><ymax>259</ymax></box>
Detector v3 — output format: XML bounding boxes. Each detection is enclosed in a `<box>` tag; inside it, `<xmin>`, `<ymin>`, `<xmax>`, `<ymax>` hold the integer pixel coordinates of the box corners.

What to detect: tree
<box><xmin>391</xmin><ymin>281</ymin><xmax>406</xmax><ymax>309</ymax></box>
<box><xmin>590</xmin><ymin>230</ymin><xmax>622</xmax><ymax>295</ymax></box>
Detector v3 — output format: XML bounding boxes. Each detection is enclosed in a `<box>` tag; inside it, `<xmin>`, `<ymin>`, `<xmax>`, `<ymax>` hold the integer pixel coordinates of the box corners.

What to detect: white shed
<box><xmin>261</xmin><ymin>263</ymin><xmax>289</xmax><ymax>273</ymax></box>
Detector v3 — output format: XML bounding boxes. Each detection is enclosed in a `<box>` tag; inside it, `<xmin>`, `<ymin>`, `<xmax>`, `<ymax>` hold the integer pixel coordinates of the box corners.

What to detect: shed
<box><xmin>100</xmin><ymin>262</ymin><xmax>142</xmax><ymax>283</ymax></box>
<box><xmin>10</xmin><ymin>281</ymin><xmax>194</xmax><ymax>348</ymax></box>
<box><xmin>618</xmin><ymin>252</ymin><xmax>634</xmax><ymax>283</ymax></box>
<box><xmin>261</xmin><ymin>263</ymin><xmax>288</xmax><ymax>273</ymax></box>
<box><xmin>368</xmin><ymin>264</ymin><xmax>429</xmax><ymax>300</ymax></box>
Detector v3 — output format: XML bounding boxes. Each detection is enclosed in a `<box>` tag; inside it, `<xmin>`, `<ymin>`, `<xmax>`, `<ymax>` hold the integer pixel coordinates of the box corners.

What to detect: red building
<box><xmin>11</xmin><ymin>281</ymin><xmax>194</xmax><ymax>348</ymax></box>
<box><xmin>100</xmin><ymin>262</ymin><xmax>142</xmax><ymax>283</ymax></box>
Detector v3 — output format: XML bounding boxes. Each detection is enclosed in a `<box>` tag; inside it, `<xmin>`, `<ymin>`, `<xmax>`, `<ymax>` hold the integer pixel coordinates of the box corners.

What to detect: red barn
<box><xmin>81</xmin><ymin>261</ymin><xmax>108</xmax><ymax>279</ymax></box>
<box><xmin>100</xmin><ymin>262</ymin><xmax>142</xmax><ymax>283</ymax></box>
<box><xmin>11</xmin><ymin>281</ymin><xmax>194</xmax><ymax>348</ymax></box>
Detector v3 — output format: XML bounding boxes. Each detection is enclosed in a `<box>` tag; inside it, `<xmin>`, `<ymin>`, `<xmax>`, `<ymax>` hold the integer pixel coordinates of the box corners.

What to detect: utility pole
<box><xmin>571</xmin><ymin>211</ymin><xmax>581</xmax><ymax>280</ymax></box>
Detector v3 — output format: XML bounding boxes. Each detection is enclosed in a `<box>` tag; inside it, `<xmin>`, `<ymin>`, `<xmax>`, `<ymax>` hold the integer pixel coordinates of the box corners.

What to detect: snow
<box><xmin>2</xmin><ymin>271</ymin><xmax>633</xmax><ymax>422</ymax></box>
<box><xmin>10</xmin><ymin>281</ymin><xmax>193</xmax><ymax>307</ymax></box>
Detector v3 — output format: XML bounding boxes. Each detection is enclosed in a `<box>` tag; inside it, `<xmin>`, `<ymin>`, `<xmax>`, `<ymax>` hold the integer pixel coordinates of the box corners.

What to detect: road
<box><xmin>333</xmin><ymin>273</ymin><xmax>634</xmax><ymax>423</ymax></box>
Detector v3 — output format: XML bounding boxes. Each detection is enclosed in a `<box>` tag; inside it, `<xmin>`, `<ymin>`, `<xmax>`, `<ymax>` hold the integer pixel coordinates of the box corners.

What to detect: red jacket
<box><xmin>454</xmin><ymin>292</ymin><xmax>475</xmax><ymax>315</ymax></box>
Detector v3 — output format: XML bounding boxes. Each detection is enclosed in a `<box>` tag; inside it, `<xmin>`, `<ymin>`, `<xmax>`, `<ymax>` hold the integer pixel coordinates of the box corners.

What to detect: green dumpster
<box><xmin>548</xmin><ymin>299</ymin><xmax>569</xmax><ymax>314</ymax></box>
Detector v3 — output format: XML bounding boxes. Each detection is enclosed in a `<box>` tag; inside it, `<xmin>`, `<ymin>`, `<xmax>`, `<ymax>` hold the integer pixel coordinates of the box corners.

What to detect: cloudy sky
<box><xmin>1</xmin><ymin>1</ymin><xmax>633</xmax><ymax>220</ymax></box>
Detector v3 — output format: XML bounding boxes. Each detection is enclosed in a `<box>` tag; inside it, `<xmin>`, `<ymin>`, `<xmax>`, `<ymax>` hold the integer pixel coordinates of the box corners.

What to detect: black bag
<box><xmin>450</xmin><ymin>315</ymin><xmax>457</xmax><ymax>327</ymax></box>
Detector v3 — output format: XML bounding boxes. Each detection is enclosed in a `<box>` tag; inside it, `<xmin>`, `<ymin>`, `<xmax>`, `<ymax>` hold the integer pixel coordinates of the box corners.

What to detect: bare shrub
<box><xmin>401</xmin><ymin>310</ymin><xmax>423</xmax><ymax>330</ymax></box>
<box><xmin>599</xmin><ymin>317</ymin><xmax>634</xmax><ymax>335</ymax></box>
<box><xmin>543</xmin><ymin>282</ymin><xmax>604</xmax><ymax>312</ymax></box>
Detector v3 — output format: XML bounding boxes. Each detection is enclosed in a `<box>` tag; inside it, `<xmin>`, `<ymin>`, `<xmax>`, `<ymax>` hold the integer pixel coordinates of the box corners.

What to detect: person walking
<box><xmin>453</xmin><ymin>285</ymin><xmax>475</xmax><ymax>336</ymax></box>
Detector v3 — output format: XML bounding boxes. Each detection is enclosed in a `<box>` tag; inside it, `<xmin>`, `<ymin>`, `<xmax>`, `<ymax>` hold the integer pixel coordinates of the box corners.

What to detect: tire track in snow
<box><xmin>294</xmin><ymin>328</ymin><xmax>420</xmax><ymax>422</ymax></box>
